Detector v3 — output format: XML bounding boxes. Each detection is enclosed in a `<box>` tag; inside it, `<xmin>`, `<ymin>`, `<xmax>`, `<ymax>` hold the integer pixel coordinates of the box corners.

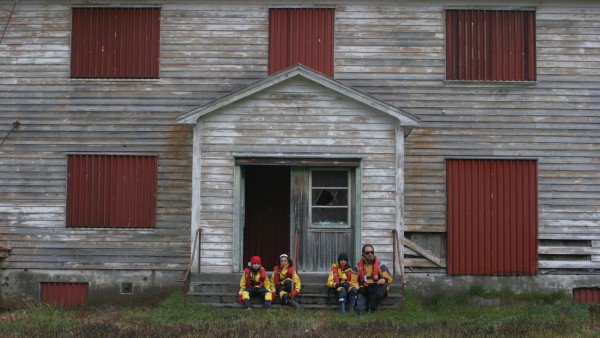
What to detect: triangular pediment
<box><xmin>176</xmin><ymin>64</ymin><xmax>420</xmax><ymax>128</ymax></box>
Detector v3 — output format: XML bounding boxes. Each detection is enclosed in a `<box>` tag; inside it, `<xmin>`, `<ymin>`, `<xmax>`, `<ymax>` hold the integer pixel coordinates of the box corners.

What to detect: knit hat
<box><xmin>338</xmin><ymin>253</ymin><xmax>349</xmax><ymax>263</ymax></box>
<box><xmin>250</xmin><ymin>256</ymin><xmax>261</xmax><ymax>265</ymax></box>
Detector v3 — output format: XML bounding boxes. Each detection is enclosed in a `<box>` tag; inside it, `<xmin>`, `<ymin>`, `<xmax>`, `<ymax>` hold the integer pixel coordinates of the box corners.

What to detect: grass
<box><xmin>1</xmin><ymin>287</ymin><xmax>599</xmax><ymax>337</ymax></box>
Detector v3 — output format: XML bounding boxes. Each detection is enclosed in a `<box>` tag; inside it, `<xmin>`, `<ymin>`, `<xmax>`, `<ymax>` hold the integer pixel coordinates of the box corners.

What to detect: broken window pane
<box><xmin>312</xmin><ymin>189</ymin><xmax>348</xmax><ymax>206</ymax></box>
<box><xmin>311</xmin><ymin>170</ymin><xmax>349</xmax><ymax>226</ymax></box>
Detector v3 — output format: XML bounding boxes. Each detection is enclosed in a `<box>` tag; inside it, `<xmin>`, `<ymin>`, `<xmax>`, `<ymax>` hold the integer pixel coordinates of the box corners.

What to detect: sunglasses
<box><xmin>364</xmin><ymin>251</ymin><xmax>374</xmax><ymax>255</ymax></box>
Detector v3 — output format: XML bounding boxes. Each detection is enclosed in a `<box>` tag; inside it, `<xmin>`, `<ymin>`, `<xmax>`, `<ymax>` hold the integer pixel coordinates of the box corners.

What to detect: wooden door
<box><xmin>293</xmin><ymin>168</ymin><xmax>354</xmax><ymax>271</ymax></box>
<box><xmin>243</xmin><ymin>166</ymin><xmax>291</xmax><ymax>269</ymax></box>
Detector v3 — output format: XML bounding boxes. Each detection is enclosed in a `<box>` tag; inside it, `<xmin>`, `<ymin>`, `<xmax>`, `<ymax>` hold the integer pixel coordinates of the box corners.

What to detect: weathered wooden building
<box><xmin>1</xmin><ymin>0</ymin><xmax>599</xmax><ymax>307</ymax></box>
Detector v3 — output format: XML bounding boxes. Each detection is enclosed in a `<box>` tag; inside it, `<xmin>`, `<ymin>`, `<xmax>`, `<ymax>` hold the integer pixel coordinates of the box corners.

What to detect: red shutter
<box><xmin>269</xmin><ymin>8</ymin><xmax>334</xmax><ymax>76</ymax></box>
<box><xmin>447</xmin><ymin>159</ymin><xmax>538</xmax><ymax>275</ymax></box>
<box><xmin>41</xmin><ymin>282</ymin><xmax>88</xmax><ymax>306</ymax></box>
<box><xmin>71</xmin><ymin>7</ymin><xmax>160</xmax><ymax>78</ymax></box>
<box><xmin>574</xmin><ymin>288</ymin><xmax>600</xmax><ymax>304</ymax></box>
<box><xmin>446</xmin><ymin>10</ymin><xmax>535</xmax><ymax>81</ymax></box>
<box><xmin>67</xmin><ymin>155</ymin><xmax>157</xmax><ymax>228</ymax></box>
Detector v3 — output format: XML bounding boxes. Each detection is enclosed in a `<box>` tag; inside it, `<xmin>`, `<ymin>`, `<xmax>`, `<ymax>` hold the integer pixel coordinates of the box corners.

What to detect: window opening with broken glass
<box><xmin>310</xmin><ymin>170</ymin><xmax>350</xmax><ymax>227</ymax></box>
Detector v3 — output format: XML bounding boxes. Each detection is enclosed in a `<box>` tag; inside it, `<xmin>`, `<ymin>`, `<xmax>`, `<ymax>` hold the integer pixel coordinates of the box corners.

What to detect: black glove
<box><xmin>335</xmin><ymin>282</ymin><xmax>344</xmax><ymax>288</ymax></box>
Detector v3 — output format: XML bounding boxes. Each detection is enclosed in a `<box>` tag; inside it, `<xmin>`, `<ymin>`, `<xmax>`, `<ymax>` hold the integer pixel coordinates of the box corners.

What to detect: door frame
<box><xmin>233</xmin><ymin>158</ymin><xmax>362</xmax><ymax>272</ymax></box>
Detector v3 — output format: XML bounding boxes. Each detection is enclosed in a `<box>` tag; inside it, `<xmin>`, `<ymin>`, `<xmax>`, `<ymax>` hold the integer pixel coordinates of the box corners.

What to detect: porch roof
<box><xmin>176</xmin><ymin>64</ymin><xmax>420</xmax><ymax>130</ymax></box>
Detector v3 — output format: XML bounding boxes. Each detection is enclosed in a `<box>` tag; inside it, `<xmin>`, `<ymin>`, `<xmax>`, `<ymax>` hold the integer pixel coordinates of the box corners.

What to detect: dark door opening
<box><xmin>243</xmin><ymin>166</ymin><xmax>291</xmax><ymax>269</ymax></box>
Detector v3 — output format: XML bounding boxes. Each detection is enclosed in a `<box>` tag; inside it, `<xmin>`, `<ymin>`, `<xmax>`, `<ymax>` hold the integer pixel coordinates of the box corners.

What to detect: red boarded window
<box><xmin>269</xmin><ymin>8</ymin><xmax>334</xmax><ymax>77</ymax></box>
<box><xmin>41</xmin><ymin>282</ymin><xmax>88</xmax><ymax>306</ymax></box>
<box><xmin>67</xmin><ymin>155</ymin><xmax>157</xmax><ymax>228</ymax></box>
<box><xmin>71</xmin><ymin>7</ymin><xmax>161</xmax><ymax>78</ymax></box>
<box><xmin>446</xmin><ymin>10</ymin><xmax>536</xmax><ymax>81</ymax></box>
<box><xmin>447</xmin><ymin>159</ymin><xmax>538</xmax><ymax>275</ymax></box>
<box><xmin>574</xmin><ymin>288</ymin><xmax>600</xmax><ymax>304</ymax></box>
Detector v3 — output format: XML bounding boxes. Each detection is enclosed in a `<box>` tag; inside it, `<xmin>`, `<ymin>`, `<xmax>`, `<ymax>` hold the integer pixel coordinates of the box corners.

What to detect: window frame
<box><xmin>445</xmin><ymin>8</ymin><xmax>536</xmax><ymax>82</ymax></box>
<box><xmin>65</xmin><ymin>153</ymin><xmax>158</xmax><ymax>229</ymax></box>
<box><xmin>309</xmin><ymin>168</ymin><xmax>351</xmax><ymax>229</ymax></box>
<box><xmin>268</xmin><ymin>7</ymin><xmax>335</xmax><ymax>77</ymax></box>
<box><xmin>446</xmin><ymin>158</ymin><xmax>538</xmax><ymax>276</ymax></box>
<box><xmin>70</xmin><ymin>7</ymin><xmax>161</xmax><ymax>79</ymax></box>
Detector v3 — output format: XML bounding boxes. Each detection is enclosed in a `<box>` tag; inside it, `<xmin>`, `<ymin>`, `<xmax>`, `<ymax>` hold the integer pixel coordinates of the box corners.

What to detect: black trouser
<box><xmin>337</xmin><ymin>285</ymin><xmax>357</xmax><ymax>302</ymax></box>
<box><xmin>356</xmin><ymin>283</ymin><xmax>386</xmax><ymax>313</ymax></box>
<box><xmin>277</xmin><ymin>279</ymin><xmax>300</xmax><ymax>303</ymax></box>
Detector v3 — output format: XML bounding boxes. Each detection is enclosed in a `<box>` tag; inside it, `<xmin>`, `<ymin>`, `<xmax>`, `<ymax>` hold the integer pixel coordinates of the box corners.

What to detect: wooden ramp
<box><xmin>187</xmin><ymin>273</ymin><xmax>404</xmax><ymax>309</ymax></box>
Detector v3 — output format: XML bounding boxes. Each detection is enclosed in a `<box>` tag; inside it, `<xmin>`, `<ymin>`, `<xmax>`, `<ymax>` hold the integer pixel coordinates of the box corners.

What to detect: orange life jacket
<box><xmin>273</xmin><ymin>265</ymin><xmax>294</xmax><ymax>284</ymax></box>
<box><xmin>333</xmin><ymin>264</ymin><xmax>352</xmax><ymax>284</ymax></box>
<box><xmin>358</xmin><ymin>256</ymin><xmax>380</xmax><ymax>285</ymax></box>
<box><xmin>244</xmin><ymin>267</ymin><xmax>266</xmax><ymax>287</ymax></box>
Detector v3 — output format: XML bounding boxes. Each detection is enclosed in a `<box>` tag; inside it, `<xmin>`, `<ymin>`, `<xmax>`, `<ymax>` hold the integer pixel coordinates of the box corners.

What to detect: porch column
<box><xmin>394</xmin><ymin>122</ymin><xmax>406</xmax><ymax>276</ymax></box>
<box><xmin>191</xmin><ymin>122</ymin><xmax>203</xmax><ymax>272</ymax></box>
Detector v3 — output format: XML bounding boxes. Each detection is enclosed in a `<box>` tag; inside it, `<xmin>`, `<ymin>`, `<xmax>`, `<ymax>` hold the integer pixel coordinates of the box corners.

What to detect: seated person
<box><xmin>327</xmin><ymin>252</ymin><xmax>358</xmax><ymax>313</ymax></box>
<box><xmin>271</xmin><ymin>253</ymin><xmax>302</xmax><ymax>310</ymax></box>
<box><xmin>238</xmin><ymin>255</ymin><xmax>272</xmax><ymax>310</ymax></box>
<box><xmin>352</xmin><ymin>244</ymin><xmax>393</xmax><ymax>315</ymax></box>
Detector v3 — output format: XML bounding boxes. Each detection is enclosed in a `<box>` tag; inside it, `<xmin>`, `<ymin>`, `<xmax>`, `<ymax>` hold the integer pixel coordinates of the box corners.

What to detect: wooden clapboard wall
<box><xmin>0</xmin><ymin>0</ymin><xmax>598</xmax><ymax>274</ymax></box>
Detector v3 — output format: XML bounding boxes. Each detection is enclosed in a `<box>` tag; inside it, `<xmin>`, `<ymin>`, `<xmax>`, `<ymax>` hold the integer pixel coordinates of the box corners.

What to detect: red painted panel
<box><xmin>447</xmin><ymin>159</ymin><xmax>538</xmax><ymax>275</ymax></box>
<box><xmin>67</xmin><ymin>155</ymin><xmax>157</xmax><ymax>228</ymax></box>
<box><xmin>574</xmin><ymin>288</ymin><xmax>600</xmax><ymax>304</ymax></box>
<box><xmin>269</xmin><ymin>8</ymin><xmax>334</xmax><ymax>77</ymax></box>
<box><xmin>41</xmin><ymin>282</ymin><xmax>88</xmax><ymax>306</ymax></box>
<box><xmin>446</xmin><ymin>10</ymin><xmax>535</xmax><ymax>81</ymax></box>
<box><xmin>71</xmin><ymin>8</ymin><xmax>160</xmax><ymax>78</ymax></box>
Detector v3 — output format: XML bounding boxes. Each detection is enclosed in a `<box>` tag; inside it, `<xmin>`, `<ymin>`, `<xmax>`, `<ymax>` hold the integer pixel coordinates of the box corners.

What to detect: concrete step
<box><xmin>187</xmin><ymin>272</ymin><xmax>403</xmax><ymax>309</ymax></box>
<box><xmin>190</xmin><ymin>281</ymin><xmax>404</xmax><ymax>296</ymax></box>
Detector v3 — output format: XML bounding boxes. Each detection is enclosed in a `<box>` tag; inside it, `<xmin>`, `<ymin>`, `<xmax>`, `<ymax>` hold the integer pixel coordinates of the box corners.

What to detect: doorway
<box><xmin>239</xmin><ymin>162</ymin><xmax>359</xmax><ymax>272</ymax></box>
<box><xmin>242</xmin><ymin>166</ymin><xmax>291</xmax><ymax>269</ymax></box>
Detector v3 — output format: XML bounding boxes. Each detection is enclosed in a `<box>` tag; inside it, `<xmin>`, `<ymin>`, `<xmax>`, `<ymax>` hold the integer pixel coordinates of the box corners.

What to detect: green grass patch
<box><xmin>1</xmin><ymin>288</ymin><xmax>598</xmax><ymax>337</ymax></box>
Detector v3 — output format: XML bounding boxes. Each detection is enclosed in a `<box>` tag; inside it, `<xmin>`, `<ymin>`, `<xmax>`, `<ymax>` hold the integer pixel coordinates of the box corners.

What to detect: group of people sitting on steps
<box><xmin>238</xmin><ymin>244</ymin><xmax>393</xmax><ymax>314</ymax></box>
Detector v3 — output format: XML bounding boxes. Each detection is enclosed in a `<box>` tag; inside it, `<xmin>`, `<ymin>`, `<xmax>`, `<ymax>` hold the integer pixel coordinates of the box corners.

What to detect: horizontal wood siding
<box><xmin>1</xmin><ymin>0</ymin><xmax>599</xmax><ymax>274</ymax></box>
<box><xmin>333</xmin><ymin>2</ymin><xmax>600</xmax><ymax>271</ymax></box>
<box><xmin>0</xmin><ymin>1</ymin><xmax>198</xmax><ymax>271</ymax></box>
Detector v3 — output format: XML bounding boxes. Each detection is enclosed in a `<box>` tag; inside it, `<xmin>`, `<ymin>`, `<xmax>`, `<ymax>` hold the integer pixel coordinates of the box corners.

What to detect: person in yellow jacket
<box><xmin>238</xmin><ymin>256</ymin><xmax>272</xmax><ymax>310</ymax></box>
<box><xmin>351</xmin><ymin>244</ymin><xmax>393</xmax><ymax>315</ymax></box>
<box><xmin>327</xmin><ymin>252</ymin><xmax>358</xmax><ymax>314</ymax></box>
<box><xmin>271</xmin><ymin>253</ymin><xmax>302</xmax><ymax>310</ymax></box>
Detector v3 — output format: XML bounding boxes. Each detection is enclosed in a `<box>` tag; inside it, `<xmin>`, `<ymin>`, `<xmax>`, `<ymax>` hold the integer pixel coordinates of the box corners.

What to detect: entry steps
<box><xmin>187</xmin><ymin>272</ymin><xmax>403</xmax><ymax>309</ymax></box>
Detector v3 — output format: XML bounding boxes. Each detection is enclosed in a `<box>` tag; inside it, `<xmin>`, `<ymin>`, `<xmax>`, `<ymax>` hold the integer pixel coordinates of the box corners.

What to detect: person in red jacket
<box><xmin>238</xmin><ymin>256</ymin><xmax>272</xmax><ymax>310</ymax></box>
<box><xmin>352</xmin><ymin>244</ymin><xmax>393</xmax><ymax>315</ymax></box>
<box><xmin>271</xmin><ymin>253</ymin><xmax>302</xmax><ymax>310</ymax></box>
<box><xmin>327</xmin><ymin>252</ymin><xmax>357</xmax><ymax>313</ymax></box>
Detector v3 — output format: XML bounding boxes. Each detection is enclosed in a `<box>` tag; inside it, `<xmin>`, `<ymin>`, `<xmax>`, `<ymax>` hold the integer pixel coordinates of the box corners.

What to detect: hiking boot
<box><xmin>292</xmin><ymin>300</ymin><xmax>302</xmax><ymax>311</ymax></box>
<box><xmin>348</xmin><ymin>296</ymin><xmax>357</xmax><ymax>314</ymax></box>
<box><xmin>339</xmin><ymin>298</ymin><xmax>346</xmax><ymax>314</ymax></box>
